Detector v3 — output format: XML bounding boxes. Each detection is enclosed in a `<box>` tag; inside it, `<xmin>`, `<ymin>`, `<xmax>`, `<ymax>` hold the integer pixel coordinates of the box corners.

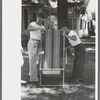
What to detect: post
<box><xmin>63</xmin><ymin>34</ymin><xmax>65</xmax><ymax>88</ymax></box>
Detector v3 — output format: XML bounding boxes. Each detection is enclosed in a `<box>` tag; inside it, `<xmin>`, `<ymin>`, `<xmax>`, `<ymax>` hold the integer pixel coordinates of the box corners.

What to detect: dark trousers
<box><xmin>72</xmin><ymin>43</ymin><xmax>86</xmax><ymax>80</ymax></box>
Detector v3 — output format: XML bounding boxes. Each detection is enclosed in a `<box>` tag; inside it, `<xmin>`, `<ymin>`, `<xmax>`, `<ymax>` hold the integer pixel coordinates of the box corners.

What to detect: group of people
<box><xmin>26</xmin><ymin>13</ymin><xmax>86</xmax><ymax>86</ymax></box>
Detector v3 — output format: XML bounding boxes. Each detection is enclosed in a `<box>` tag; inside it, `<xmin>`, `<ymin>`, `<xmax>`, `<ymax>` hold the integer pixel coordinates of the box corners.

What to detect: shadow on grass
<box><xmin>21</xmin><ymin>46</ymin><xmax>95</xmax><ymax>100</ymax></box>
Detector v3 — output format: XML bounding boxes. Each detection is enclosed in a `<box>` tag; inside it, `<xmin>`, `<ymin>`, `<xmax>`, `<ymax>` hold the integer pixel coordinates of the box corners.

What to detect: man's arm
<box><xmin>66</xmin><ymin>35</ymin><xmax>77</xmax><ymax>41</ymax></box>
<box><xmin>27</xmin><ymin>25</ymin><xmax>43</xmax><ymax>31</ymax></box>
<box><xmin>61</xmin><ymin>29</ymin><xmax>77</xmax><ymax>41</ymax></box>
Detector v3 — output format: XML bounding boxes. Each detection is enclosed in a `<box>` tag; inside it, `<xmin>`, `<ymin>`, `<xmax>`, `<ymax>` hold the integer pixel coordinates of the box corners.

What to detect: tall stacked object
<box><xmin>39</xmin><ymin>30</ymin><xmax>66</xmax><ymax>87</ymax></box>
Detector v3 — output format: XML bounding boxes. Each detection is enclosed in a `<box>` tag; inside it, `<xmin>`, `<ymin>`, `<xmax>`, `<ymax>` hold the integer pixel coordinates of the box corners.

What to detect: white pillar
<box><xmin>2</xmin><ymin>0</ymin><xmax>23</xmax><ymax>100</ymax></box>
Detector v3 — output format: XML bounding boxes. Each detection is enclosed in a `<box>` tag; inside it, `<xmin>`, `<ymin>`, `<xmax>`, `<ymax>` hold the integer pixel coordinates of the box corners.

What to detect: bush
<box><xmin>21</xmin><ymin>30</ymin><xmax>29</xmax><ymax>47</ymax></box>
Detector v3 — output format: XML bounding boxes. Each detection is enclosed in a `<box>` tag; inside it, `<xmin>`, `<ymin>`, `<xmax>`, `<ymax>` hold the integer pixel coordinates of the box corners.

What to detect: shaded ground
<box><xmin>21</xmin><ymin>45</ymin><xmax>95</xmax><ymax>100</ymax></box>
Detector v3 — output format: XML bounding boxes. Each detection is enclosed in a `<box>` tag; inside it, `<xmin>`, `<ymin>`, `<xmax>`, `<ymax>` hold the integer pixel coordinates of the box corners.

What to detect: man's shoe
<box><xmin>29</xmin><ymin>81</ymin><xmax>39</xmax><ymax>88</ymax></box>
<box><xmin>67</xmin><ymin>78</ymin><xmax>81</xmax><ymax>84</ymax></box>
<box><xmin>68</xmin><ymin>76</ymin><xmax>76</xmax><ymax>80</ymax></box>
<box><xmin>77</xmin><ymin>79</ymin><xmax>84</xmax><ymax>83</ymax></box>
<box><xmin>67</xmin><ymin>77</ymin><xmax>76</xmax><ymax>82</ymax></box>
<box><xmin>21</xmin><ymin>80</ymin><xmax>27</xmax><ymax>84</ymax></box>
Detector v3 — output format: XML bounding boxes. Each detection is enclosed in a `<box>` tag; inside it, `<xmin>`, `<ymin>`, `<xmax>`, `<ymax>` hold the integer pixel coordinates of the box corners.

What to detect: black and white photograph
<box><xmin>2</xmin><ymin>0</ymin><xmax>98</xmax><ymax>100</ymax></box>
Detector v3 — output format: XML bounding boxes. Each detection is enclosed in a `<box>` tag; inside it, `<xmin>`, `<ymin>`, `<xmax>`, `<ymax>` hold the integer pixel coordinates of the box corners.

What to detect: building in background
<box><xmin>79</xmin><ymin>0</ymin><xmax>96</xmax><ymax>38</ymax></box>
<box><xmin>21</xmin><ymin>0</ymin><xmax>96</xmax><ymax>47</ymax></box>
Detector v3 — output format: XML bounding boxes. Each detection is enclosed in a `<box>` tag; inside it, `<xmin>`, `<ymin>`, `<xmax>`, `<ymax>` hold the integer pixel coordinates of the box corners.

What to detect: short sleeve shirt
<box><xmin>30</xmin><ymin>22</ymin><xmax>45</xmax><ymax>40</ymax></box>
<box><xmin>68</xmin><ymin>30</ymin><xmax>81</xmax><ymax>46</ymax></box>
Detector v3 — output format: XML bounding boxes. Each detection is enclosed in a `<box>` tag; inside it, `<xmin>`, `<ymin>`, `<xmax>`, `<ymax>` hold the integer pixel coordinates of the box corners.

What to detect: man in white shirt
<box><xmin>27</xmin><ymin>13</ymin><xmax>45</xmax><ymax>85</ymax></box>
<box><xmin>61</xmin><ymin>27</ymin><xmax>86</xmax><ymax>83</ymax></box>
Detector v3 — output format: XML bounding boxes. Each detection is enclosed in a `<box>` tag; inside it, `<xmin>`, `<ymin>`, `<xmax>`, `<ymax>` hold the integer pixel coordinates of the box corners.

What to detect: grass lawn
<box><xmin>21</xmin><ymin>45</ymin><xmax>95</xmax><ymax>100</ymax></box>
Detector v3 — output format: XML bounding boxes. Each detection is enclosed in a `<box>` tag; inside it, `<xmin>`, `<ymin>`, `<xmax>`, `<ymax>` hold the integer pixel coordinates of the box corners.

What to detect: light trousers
<box><xmin>28</xmin><ymin>39</ymin><xmax>39</xmax><ymax>82</ymax></box>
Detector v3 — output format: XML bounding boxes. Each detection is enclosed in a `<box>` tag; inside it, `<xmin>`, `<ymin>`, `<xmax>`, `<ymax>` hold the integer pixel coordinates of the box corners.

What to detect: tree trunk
<box><xmin>57</xmin><ymin>0</ymin><xmax>72</xmax><ymax>57</ymax></box>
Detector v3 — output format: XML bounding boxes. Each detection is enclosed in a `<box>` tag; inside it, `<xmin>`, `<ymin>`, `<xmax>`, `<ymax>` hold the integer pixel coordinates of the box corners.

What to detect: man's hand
<box><xmin>61</xmin><ymin>28</ymin><xmax>66</xmax><ymax>37</ymax></box>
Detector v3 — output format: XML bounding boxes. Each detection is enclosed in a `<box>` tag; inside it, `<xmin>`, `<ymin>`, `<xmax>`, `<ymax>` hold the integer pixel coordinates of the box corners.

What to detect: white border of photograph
<box><xmin>2</xmin><ymin>0</ymin><xmax>98</xmax><ymax>100</ymax></box>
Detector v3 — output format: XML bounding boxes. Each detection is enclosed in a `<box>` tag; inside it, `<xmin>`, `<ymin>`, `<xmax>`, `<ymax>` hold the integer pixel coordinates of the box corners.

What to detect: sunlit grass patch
<box><xmin>21</xmin><ymin>83</ymin><xmax>95</xmax><ymax>100</ymax></box>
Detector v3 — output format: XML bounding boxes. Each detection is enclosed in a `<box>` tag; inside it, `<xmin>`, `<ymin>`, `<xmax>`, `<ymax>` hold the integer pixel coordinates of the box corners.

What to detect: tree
<box><xmin>57</xmin><ymin>0</ymin><xmax>69</xmax><ymax>57</ymax></box>
<box><xmin>57</xmin><ymin>0</ymin><xmax>85</xmax><ymax>57</ymax></box>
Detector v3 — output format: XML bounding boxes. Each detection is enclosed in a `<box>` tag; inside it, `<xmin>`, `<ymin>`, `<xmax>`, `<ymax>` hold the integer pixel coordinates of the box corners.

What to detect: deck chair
<box><xmin>39</xmin><ymin>30</ymin><xmax>66</xmax><ymax>87</ymax></box>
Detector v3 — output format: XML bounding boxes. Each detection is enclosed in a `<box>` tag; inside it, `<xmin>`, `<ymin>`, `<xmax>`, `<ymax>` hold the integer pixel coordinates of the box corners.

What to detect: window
<box><xmin>68</xmin><ymin>18</ymin><xmax>77</xmax><ymax>30</ymax></box>
<box><xmin>32</xmin><ymin>12</ymin><xmax>36</xmax><ymax>22</ymax></box>
<box><xmin>24</xmin><ymin>9</ymin><xmax>28</xmax><ymax>29</ymax></box>
<box><xmin>80</xmin><ymin>19</ymin><xmax>82</xmax><ymax>29</ymax></box>
<box><xmin>68</xmin><ymin>18</ymin><xmax>72</xmax><ymax>29</ymax></box>
<box><xmin>73</xmin><ymin>18</ymin><xmax>77</xmax><ymax>29</ymax></box>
